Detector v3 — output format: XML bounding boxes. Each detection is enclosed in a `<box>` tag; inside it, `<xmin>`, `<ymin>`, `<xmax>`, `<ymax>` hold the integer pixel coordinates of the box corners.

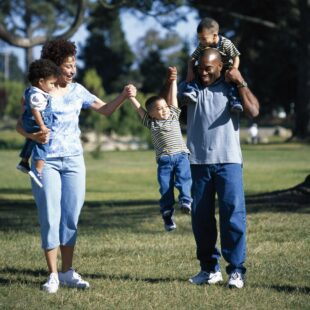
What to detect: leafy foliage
<box><xmin>2</xmin><ymin>80</ymin><xmax>25</xmax><ymax>118</ymax></box>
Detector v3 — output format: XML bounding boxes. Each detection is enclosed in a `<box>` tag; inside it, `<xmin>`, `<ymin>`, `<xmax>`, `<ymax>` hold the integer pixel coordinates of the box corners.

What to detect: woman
<box><xmin>16</xmin><ymin>39</ymin><xmax>136</xmax><ymax>293</ymax></box>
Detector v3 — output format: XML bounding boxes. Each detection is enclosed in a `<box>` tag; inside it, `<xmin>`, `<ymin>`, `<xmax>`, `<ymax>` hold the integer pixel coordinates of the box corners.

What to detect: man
<box><xmin>175</xmin><ymin>48</ymin><xmax>259</xmax><ymax>288</ymax></box>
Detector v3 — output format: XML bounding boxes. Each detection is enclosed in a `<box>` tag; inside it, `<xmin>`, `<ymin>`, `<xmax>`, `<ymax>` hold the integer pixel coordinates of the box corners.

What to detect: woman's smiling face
<box><xmin>59</xmin><ymin>56</ymin><xmax>76</xmax><ymax>85</ymax></box>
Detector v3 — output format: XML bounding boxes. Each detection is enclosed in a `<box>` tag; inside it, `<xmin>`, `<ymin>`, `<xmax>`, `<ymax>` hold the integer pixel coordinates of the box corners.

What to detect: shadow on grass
<box><xmin>0</xmin><ymin>267</ymin><xmax>48</xmax><ymax>287</ymax></box>
<box><xmin>1</xmin><ymin>267</ymin><xmax>310</xmax><ymax>295</ymax></box>
<box><xmin>0</xmin><ymin>267</ymin><xmax>185</xmax><ymax>286</ymax></box>
<box><xmin>251</xmin><ymin>283</ymin><xmax>310</xmax><ymax>295</ymax></box>
<box><xmin>0</xmin><ymin>191</ymin><xmax>309</xmax><ymax>234</ymax></box>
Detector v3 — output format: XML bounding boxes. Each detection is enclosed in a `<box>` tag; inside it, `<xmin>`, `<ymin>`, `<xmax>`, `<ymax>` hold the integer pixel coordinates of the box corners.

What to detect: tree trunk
<box><xmin>294</xmin><ymin>0</ymin><xmax>310</xmax><ymax>139</ymax></box>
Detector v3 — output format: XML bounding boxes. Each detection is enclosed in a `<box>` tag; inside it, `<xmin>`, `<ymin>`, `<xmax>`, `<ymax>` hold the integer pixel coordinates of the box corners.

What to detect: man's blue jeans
<box><xmin>157</xmin><ymin>152</ymin><xmax>192</xmax><ymax>214</ymax></box>
<box><xmin>191</xmin><ymin>163</ymin><xmax>246</xmax><ymax>275</ymax></box>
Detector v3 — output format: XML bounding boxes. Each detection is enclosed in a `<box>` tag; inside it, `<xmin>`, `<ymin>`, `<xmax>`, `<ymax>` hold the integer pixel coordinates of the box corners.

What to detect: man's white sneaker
<box><xmin>58</xmin><ymin>268</ymin><xmax>90</xmax><ymax>289</ymax></box>
<box><xmin>42</xmin><ymin>273</ymin><xmax>59</xmax><ymax>293</ymax></box>
<box><xmin>189</xmin><ymin>270</ymin><xmax>223</xmax><ymax>285</ymax></box>
<box><xmin>228</xmin><ymin>272</ymin><xmax>244</xmax><ymax>289</ymax></box>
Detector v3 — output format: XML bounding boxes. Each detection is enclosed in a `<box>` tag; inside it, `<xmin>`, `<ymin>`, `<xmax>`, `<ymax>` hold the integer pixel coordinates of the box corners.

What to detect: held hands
<box><xmin>167</xmin><ymin>66</ymin><xmax>177</xmax><ymax>82</ymax></box>
<box><xmin>124</xmin><ymin>84</ymin><xmax>137</xmax><ymax>98</ymax></box>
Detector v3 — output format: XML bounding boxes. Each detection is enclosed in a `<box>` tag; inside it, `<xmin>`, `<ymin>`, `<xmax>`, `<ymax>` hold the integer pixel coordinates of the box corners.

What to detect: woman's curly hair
<box><xmin>41</xmin><ymin>39</ymin><xmax>76</xmax><ymax>66</ymax></box>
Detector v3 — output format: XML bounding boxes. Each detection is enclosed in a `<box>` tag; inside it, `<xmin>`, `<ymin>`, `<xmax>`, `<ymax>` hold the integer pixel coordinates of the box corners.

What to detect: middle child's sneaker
<box><xmin>189</xmin><ymin>270</ymin><xmax>223</xmax><ymax>285</ymax></box>
<box><xmin>58</xmin><ymin>268</ymin><xmax>90</xmax><ymax>289</ymax></box>
<box><xmin>162</xmin><ymin>210</ymin><xmax>176</xmax><ymax>231</ymax></box>
<box><xmin>179</xmin><ymin>203</ymin><xmax>191</xmax><ymax>215</ymax></box>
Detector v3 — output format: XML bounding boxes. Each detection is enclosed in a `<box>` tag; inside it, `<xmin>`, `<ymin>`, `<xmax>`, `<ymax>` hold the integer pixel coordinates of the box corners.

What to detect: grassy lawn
<box><xmin>0</xmin><ymin>144</ymin><xmax>309</xmax><ymax>309</ymax></box>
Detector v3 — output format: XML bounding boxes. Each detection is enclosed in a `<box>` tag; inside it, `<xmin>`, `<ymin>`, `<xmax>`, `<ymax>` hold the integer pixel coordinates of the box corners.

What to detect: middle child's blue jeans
<box><xmin>157</xmin><ymin>152</ymin><xmax>192</xmax><ymax>214</ymax></box>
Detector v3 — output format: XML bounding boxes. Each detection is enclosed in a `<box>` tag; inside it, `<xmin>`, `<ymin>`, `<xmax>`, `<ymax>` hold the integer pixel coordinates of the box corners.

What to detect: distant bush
<box><xmin>2</xmin><ymin>81</ymin><xmax>26</xmax><ymax>119</ymax></box>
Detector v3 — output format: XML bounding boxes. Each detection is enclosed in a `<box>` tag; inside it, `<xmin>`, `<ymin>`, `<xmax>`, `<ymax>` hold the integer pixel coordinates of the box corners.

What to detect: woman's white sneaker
<box><xmin>58</xmin><ymin>268</ymin><xmax>90</xmax><ymax>289</ymax></box>
<box><xmin>42</xmin><ymin>273</ymin><xmax>59</xmax><ymax>293</ymax></box>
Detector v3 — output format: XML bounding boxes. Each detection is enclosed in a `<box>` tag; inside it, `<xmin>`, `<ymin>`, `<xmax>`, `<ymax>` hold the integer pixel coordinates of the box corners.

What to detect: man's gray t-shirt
<box><xmin>178</xmin><ymin>78</ymin><xmax>242</xmax><ymax>165</ymax></box>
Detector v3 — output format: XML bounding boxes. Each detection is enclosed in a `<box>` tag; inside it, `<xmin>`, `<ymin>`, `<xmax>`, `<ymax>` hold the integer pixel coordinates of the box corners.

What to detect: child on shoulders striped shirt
<box><xmin>187</xmin><ymin>17</ymin><xmax>243</xmax><ymax>112</ymax></box>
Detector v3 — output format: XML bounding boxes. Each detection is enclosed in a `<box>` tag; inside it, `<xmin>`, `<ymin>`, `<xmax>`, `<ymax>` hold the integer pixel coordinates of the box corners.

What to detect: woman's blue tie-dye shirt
<box><xmin>47</xmin><ymin>82</ymin><xmax>97</xmax><ymax>158</ymax></box>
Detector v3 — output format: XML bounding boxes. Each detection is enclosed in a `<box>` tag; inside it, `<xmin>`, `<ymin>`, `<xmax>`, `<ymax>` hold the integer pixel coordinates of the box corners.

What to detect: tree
<box><xmin>0</xmin><ymin>52</ymin><xmax>24</xmax><ymax>81</ymax></box>
<box><xmin>188</xmin><ymin>0</ymin><xmax>310</xmax><ymax>139</ymax></box>
<box><xmin>79</xmin><ymin>4</ymin><xmax>134</xmax><ymax>94</ymax></box>
<box><xmin>0</xmin><ymin>0</ymin><xmax>86</xmax><ymax>70</ymax></box>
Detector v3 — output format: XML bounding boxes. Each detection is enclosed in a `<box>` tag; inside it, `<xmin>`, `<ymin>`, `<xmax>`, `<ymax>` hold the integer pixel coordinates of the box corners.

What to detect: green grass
<box><xmin>0</xmin><ymin>144</ymin><xmax>310</xmax><ymax>309</ymax></box>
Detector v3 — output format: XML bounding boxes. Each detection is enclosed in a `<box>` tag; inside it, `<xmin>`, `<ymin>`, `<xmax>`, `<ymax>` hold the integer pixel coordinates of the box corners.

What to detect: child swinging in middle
<box><xmin>128</xmin><ymin>67</ymin><xmax>192</xmax><ymax>232</ymax></box>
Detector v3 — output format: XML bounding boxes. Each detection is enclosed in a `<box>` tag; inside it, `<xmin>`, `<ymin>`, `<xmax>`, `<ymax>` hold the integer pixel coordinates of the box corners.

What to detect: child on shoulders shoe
<box><xmin>187</xmin><ymin>17</ymin><xmax>243</xmax><ymax>112</ymax></box>
<box><xmin>16</xmin><ymin>59</ymin><xmax>60</xmax><ymax>188</ymax></box>
<box><xmin>128</xmin><ymin>67</ymin><xmax>192</xmax><ymax>231</ymax></box>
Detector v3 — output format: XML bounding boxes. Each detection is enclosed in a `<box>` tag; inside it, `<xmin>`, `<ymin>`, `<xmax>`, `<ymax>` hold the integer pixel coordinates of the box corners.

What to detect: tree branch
<box><xmin>197</xmin><ymin>4</ymin><xmax>279</xmax><ymax>29</ymax></box>
<box><xmin>0</xmin><ymin>0</ymin><xmax>86</xmax><ymax>48</ymax></box>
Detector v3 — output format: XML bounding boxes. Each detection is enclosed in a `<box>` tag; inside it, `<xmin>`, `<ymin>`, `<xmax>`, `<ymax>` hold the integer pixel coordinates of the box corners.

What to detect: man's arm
<box><xmin>226</xmin><ymin>68</ymin><xmax>260</xmax><ymax>118</ymax></box>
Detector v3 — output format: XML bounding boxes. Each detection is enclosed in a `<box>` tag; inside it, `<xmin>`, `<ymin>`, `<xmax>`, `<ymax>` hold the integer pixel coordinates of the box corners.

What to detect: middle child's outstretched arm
<box><xmin>166</xmin><ymin>67</ymin><xmax>178</xmax><ymax>108</ymax></box>
<box><xmin>129</xmin><ymin>96</ymin><xmax>147</xmax><ymax>120</ymax></box>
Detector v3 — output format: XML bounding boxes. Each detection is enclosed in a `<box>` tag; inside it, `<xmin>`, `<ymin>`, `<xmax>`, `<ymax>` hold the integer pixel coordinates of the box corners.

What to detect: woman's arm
<box><xmin>90</xmin><ymin>84</ymin><xmax>136</xmax><ymax>116</ymax></box>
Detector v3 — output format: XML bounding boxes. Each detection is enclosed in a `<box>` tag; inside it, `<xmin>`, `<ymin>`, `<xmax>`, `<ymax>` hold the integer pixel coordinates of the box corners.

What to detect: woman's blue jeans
<box><xmin>31</xmin><ymin>155</ymin><xmax>86</xmax><ymax>250</ymax></box>
<box><xmin>191</xmin><ymin>163</ymin><xmax>246</xmax><ymax>275</ymax></box>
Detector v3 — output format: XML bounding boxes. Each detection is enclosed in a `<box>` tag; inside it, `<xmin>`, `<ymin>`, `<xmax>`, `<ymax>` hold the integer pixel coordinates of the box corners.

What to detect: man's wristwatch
<box><xmin>237</xmin><ymin>81</ymin><xmax>248</xmax><ymax>88</ymax></box>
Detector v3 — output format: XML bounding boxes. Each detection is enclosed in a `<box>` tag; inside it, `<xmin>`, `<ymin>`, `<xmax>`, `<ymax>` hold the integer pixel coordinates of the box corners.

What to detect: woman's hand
<box><xmin>31</xmin><ymin>130</ymin><xmax>50</xmax><ymax>144</ymax></box>
<box><xmin>124</xmin><ymin>84</ymin><xmax>137</xmax><ymax>98</ymax></box>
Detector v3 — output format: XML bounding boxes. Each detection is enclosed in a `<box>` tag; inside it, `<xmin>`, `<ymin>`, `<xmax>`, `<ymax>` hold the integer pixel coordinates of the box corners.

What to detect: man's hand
<box><xmin>167</xmin><ymin>66</ymin><xmax>177</xmax><ymax>82</ymax></box>
<box><xmin>225</xmin><ymin>67</ymin><xmax>244</xmax><ymax>85</ymax></box>
<box><xmin>124</xmin><ymin>84</ymin><xmax>137</xmax><ymax>98</ymax></box>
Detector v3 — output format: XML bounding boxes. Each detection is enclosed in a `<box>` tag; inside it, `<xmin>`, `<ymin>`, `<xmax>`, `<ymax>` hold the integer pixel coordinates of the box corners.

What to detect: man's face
<box><xmin>197</xmin><ymin>54</ymin><xmax>223</xmax><ymax>86</ymax></box>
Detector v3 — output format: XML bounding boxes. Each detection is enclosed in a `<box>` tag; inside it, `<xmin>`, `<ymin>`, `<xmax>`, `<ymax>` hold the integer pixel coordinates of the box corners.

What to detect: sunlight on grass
<box><xmin>0</xmin><ymin>144</ymin><xmax>310</xmax><ymax>309</ymax></box>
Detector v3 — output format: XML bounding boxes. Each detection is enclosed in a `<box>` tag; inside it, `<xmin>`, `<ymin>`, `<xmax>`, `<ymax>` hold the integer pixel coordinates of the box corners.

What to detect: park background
<box><xmin>0</xmin><ymin>1</ymin><xmax>309</xmax><ymax>309</ymax></box>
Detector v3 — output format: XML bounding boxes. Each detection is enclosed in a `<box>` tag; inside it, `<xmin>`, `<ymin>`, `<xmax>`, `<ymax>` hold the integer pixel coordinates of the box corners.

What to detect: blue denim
<box><xmin>191</xmin><ymin>163</ymin><xmax>246</xmax><ymax>275</ymax></box>
<box><xmin>20</xmin><ymin>99</ymin><xmax>53</xmax><ymax>161</ymax></box>
<box><xmin>157</xmin><ymin>152</ymin><xmax>192</xmax><ymax>213</ymax></box>
<box><xmin>31</xmin><ymin>155</ymin><xmax>86</xmax><ymax>249</ymax></box>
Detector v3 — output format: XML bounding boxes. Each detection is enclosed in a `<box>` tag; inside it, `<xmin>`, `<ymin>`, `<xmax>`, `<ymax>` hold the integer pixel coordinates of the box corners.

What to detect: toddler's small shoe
<box><xmin>29</xmin><ymin>170</ymin><xmax>43</xmax><ymax>188</ymax></box>
<box><xmin>16</xmin><ymin>161</ymin><xmax>30</xmax><ymax>173</ymax></box>
<box><xmin>230</xmin><ymin>103</ymin><xmax>243</xmax><ymax>113</ymax></box>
